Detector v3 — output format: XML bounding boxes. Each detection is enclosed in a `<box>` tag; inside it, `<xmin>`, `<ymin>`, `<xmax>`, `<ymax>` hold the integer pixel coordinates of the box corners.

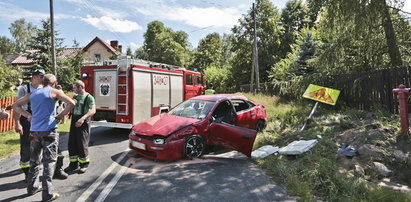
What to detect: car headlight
<box><xmin>153</xmin><ymin>138</ymin><xmax>165</xmax><ymax>145</ymax></box>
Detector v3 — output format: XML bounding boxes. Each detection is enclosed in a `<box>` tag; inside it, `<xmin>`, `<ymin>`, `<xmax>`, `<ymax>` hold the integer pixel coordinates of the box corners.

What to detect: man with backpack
<box><xmin>64</xmin><ymin>80</ymin><xmax>96</xmax><ymax>174</ymax></box>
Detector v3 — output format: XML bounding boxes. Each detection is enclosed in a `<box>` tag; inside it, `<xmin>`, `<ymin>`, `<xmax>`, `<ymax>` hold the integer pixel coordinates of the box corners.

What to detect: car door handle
<box><xmin>242</xmin><ymin>134</ymin><xmax>253</xmax><ymax>139</ymax></box>
<box><xmin>251</xmin><ymin>113</ymin><xmax>255</xmax><ymax>117</ymax></box>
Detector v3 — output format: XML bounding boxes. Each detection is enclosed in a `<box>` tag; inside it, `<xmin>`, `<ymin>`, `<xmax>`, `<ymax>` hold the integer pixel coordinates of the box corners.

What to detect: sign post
<box><xmin>300</xmin><ymin>84</ymin><xmax>341</xmax><ymax>131</ymax></box>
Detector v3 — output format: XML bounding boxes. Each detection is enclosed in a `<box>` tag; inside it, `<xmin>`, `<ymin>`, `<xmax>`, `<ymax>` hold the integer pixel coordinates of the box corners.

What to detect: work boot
<box><xmin>42</xmin><ymin>193</ymin><xmax>60</xmax><ymax>202</ymax></box>
<box><xmin>27</xmin><ymin>186</ymin><xmax>42</xmax><ymax>196</ymax></box>
<box><xmin>64</xmin><ymin>162</ymin><xmax>78</xmax><ymax>173</ymax></box>
<box><xmin>54</xmin><ymin>169</ymin><xmax>68</xmax><ymax>179</ymax></box>
<box><xmin>78</xmin><ymin>163</ymin><xmax>89</xmax><ymax>174</ymax></box>
<box><xmin>22</xmin><ymin>167</ymin><xmax>29</xmax><ymax>182</ymax></box>
<box><xmin>53</xmin><ymin>156</ymin><xmax>68</xmax><ymax>179</ymax></box>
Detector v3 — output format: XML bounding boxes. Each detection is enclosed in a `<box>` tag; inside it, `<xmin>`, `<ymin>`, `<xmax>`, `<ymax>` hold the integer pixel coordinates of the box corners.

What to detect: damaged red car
<box><xmin>129</xmin><ymin>94</ymin><xmax>267</xmax><ymax>161</ymax></box>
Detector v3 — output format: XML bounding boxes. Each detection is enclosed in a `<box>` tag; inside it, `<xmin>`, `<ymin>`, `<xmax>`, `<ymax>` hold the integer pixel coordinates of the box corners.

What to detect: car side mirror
<box><xmin>209</xmin><ymin>116</ymin><xmax>215</xmax><ymax>124</ymax></box>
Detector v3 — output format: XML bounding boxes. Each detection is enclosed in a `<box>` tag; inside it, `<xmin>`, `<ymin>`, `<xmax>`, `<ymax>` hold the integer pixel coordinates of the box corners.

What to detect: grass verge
<box><xmin>0</xmin><ymin>119</ymin><xmax>71</xmax><ymax>159</ymax></box>
<box><xmin>242</xmin><ymin>93</ymin><xmax>411</xmax><ymax>201</ymax></box>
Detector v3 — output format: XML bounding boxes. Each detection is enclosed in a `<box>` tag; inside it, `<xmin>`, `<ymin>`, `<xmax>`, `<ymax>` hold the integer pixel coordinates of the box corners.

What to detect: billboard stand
<box><xmin>300</xmin><ymin>101</ymin><xmax>319</xmax><ymax>131</ymax></box>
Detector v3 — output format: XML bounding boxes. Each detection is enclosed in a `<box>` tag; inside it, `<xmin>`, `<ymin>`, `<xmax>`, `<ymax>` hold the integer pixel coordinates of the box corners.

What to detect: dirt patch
<box><xmin>334</xmin><ymin>124</ymin><xmax>411</xmax><ymax>187</ymax></box>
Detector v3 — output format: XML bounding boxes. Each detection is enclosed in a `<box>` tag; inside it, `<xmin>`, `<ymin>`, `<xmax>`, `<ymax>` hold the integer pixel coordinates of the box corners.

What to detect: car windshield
<box><xmin>169</xmin><ymin>99</ymin><xmax>215</xmax><ymax>119</ymax></box>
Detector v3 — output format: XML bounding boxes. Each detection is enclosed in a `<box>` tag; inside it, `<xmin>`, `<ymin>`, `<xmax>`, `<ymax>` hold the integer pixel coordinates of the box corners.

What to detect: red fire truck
<box><xmin>80</xmin><ymin>56</ymin><xmax>206</xmax><ymax>129</ymax></box>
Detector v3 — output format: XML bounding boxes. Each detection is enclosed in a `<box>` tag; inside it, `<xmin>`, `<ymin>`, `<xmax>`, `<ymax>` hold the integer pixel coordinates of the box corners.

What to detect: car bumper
<box><xmin>128</xmin><ymin>137</ymin><xmax>185</xmax><ymax>161</ymax></box>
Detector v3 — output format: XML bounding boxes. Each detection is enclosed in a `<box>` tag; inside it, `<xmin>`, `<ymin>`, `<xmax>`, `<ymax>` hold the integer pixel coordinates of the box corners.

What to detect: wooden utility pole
<box><xmin>50</xmin><ymin>0</ymin><xmax>57</xmax><ymax>77</ymax></box>
<box><xmin>250</xmin><ymin>3</ymin><xmax>255</xmax><ymax>93</ymax></box>
<box><xmin>251</xmin><ymin>2</ymin><xmax>260</xmax><ymax>93</ymax></box>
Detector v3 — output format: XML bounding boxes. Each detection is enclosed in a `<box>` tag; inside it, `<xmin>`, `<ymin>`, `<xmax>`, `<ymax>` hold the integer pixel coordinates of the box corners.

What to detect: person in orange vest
<box><xmin>205</xmin><ymin>83</ymin><xmax>216</xmax><ymax>95</ymax></box>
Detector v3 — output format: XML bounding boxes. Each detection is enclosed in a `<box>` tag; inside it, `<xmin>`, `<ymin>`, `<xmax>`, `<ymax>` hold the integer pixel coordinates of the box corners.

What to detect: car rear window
<box><xmin>231</xmin><ymin>99</ymin><xmax>251</xmax><ymax>112</ymax></box>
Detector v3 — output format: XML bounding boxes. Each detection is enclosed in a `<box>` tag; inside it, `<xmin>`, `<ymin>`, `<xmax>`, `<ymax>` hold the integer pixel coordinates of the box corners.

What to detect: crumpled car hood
<box><xmin>132</xmin><ymin>113</ymin><xmax>199</xmax><ymax>136</ymax></box>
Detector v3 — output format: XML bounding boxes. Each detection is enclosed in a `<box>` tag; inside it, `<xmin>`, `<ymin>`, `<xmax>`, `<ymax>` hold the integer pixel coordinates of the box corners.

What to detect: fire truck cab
<box><xmin>81</xmin><ymin>56</ymin><xmax>205</xmax><ymax>129</ymax></box>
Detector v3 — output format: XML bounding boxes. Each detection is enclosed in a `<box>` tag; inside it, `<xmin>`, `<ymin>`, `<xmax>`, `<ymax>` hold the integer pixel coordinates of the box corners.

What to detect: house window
<box><xmin>95</xmin><ymin>54</ymin><xmax>101</xmax><ymax>62</ymax></box>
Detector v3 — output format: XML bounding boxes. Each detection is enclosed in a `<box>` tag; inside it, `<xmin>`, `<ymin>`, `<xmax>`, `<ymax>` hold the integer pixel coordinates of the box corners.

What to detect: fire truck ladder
<box><xmin>117</xmin><ymin>67</ymin><xmax>129</xmax><ymax>115</ymax></box>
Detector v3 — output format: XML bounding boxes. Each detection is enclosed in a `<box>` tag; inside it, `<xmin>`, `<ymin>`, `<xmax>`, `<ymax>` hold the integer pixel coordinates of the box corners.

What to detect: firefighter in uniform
<box><xmin>205</xmin><ymin>83</ymin><xmax>216</xmax><ymax>95</ymax></box>
<box><xmin>64</xmin><ymin>80</ymin><xmax>96</xmax><ymax>174</ymax></box>
<box><xmin>13</xmin><ymin>74</ymin><xmax>75</xmax><ymax>201</ymax></box>
<box><xmin>14</xmin><ymin>69</ymin><xmax>44</xmax><ymax>180</ymax></box>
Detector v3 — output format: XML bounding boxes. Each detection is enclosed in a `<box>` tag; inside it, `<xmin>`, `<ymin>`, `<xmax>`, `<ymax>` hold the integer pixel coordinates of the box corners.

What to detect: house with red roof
<box><xmin>83</xmin><ymin>37</ymin><xmax>124</xmax><ymax>64</ymax></box>
<box><xmin>1</xmin><ymin>36</ymin><xmax>124</xmax><ymax>67</ymax></box>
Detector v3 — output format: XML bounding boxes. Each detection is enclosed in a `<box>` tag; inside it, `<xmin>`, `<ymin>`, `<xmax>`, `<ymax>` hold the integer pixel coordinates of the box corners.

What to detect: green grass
<box><xmin>0</xmin><ymin>119</ymin><xmax>71</xmax><ymax>159</ymax></box>
<box><xmin>0</xmin><ymin>130</ymin><xmax>20</xmax><ymax>158</ymax></box>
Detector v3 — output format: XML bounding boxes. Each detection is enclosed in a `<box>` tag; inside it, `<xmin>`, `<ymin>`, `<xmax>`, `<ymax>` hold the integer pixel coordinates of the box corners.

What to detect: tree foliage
<box><xmin>26</xmin><ymin>19</ymin><xmax>64</xmax><ymax>74</ymax></box>
<box><xmin>9</xmin><ymin>18</ymin><xmax>36</xmax><ymax>53</ymax></box>
<box><xmin>231</xmin><ymin>0</ymin><xmax>283</xmax><ymax>87</ymax></box>
<box><xmin>0</xmin><ymin>58</ymin><xmax>20</xmax><ymax>95</ymax></box>
<box><xmin>142</xmin><ymin>21</ymin><xmax>191</xmax><ymax>67</ymax></box>
<box><xmin>192</xmin><ymin>33</ymin><xmax>224</xmax><ymax>70</ymax></box>
<box><xmin>0</xmin><ymin>36</ymin><xmax>17</xmax><ymax>54</ymax></box>
<box><xmin>58</xmin><ymin>40</ymin><xmax>84</xmax><ymax>91</ymax></box>
<box><xmin>203</xmin><ymin>65</ymin><xmax>232</xmax><ymax>93</ymax></box>
<box><xmin>279</xmin><ymin>0</ymin><xmax>310</xmax><ymax>57</ymax></box>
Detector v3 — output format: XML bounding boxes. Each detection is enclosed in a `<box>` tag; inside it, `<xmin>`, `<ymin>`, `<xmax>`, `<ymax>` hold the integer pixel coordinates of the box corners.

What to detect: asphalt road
<box><xmin>0</xmin><ymin>126</ymin><xmax>294</xmax><ymax>202</ymax></box>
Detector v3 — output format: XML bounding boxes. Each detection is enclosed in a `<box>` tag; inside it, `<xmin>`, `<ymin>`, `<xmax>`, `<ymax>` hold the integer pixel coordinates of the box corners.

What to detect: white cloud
<box><xmin>81</xmin><ymin>15</ymin><xmax>143</xmax><ymax>33</ymax></box>
<box><xmin>0</xmin><ymin>2</ymin><xmax>47</xmax><ymax>21</ymax></box>
<box><xmin>133</xmin><ymin>4</ymin><xmax>245</xmax><ymax>28</ymax></box>
<box><xmin>62</xmin><ymin>0</ymin><xmax>128</xmax><ymax>19</ymax></box>
<box><xmin>0</xmin><ymin>2</ymin><xmax>73</xmax><ymax>21</ymax></box>
<box><xmin>404</xmin><ymin>0</ymin><xmax>411</xmax><ymax>13</ymax></box>
<box><xmin>163</xmin><ymin>7</ymin><xmax>242</xmax><ymax>28</ymax></box>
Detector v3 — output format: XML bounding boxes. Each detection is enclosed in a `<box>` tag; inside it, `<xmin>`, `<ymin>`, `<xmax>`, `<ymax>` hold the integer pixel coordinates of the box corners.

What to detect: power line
<box><xmin>188</xmin><ymin>25</ymin><xmax>214</xmax><ymax>33</ymax></box>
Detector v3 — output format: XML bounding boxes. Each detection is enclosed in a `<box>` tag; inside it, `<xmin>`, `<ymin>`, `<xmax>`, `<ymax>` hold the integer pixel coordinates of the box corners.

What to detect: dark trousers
<box><xmin>27</xmin><ymin>129</ymin><xmax>58</xmax><ymax>200</ymax></box>
<box><xmin>68</xmin><ymin>115</ymin><xmax>90</xmax><ymax>163</ymax></box>
<box><xmin>19</xmin><ymin>116</ymin><xmax>31</xmax><ymax>168</ymax></box>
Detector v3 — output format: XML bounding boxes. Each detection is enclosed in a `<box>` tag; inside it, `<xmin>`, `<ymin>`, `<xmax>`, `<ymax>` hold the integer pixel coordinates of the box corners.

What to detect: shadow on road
<box><xmin>103</xmin><ymin>151</ymin><xmax>292</xmax><ymax>201</ymax></box>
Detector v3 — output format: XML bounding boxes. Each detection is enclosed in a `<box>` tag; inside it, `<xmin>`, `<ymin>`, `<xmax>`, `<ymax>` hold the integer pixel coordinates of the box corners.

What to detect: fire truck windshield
<box><xmin>169</xmin><ymin>100</ymin><xmax>215</xmax><ymax>119</ymax></box>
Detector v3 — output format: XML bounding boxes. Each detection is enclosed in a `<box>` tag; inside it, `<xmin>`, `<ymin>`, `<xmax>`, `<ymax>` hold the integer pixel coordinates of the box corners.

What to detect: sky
<box><xmin>0</xmin><ymin>0</ymin><xmax>410</xmax><ymax>52</ymax></box>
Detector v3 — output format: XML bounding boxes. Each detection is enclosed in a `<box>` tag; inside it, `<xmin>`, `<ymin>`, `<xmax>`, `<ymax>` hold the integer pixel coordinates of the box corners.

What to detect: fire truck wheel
<box><xmin>183</xmin><ymin>135</ymin><xmax>205</xmax><ymax>160</ymax></box>
<box><xmin>255</xmin><ymin>120</ymin><xmax>266</xmax><ymax>132</ymax></box>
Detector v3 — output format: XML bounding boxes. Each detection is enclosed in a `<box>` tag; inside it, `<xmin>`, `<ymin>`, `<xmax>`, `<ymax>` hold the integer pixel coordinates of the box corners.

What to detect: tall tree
<box><xmin>9</xmin><ymin>18</ymin><xmax>36</xmax><ymax>53</ymax></box>
<box><xmin>231</xmin><ymin>0</ymin><xmax>283</xmax><ymax>86</ymax></box>
<box><xmin>58</xmin><ymin>40</ymin><xmax>84</xmax><ymax>91</ymax></box>
<box><xmin>192</xmin><ymin>33</ymin><xmax>224</xmax><ymax>70</ymax></box>
<box><xmin>279</xmin><ymin>0</ymin><xmax>310</xmax><ymax>57</ymax></box>
<box><xmin>306</xmin><ymin>0</ymin><xmax>325</xmax><ymax>28</ymax></box>
<box><xmin>0</xmin><ymin>58</ymin><xmax>20</xmax><ymax>93</ymax></box>
<box><xmin>0</xmin><ymin>36</ymin><xmax>17</xmax><ymax>54</ymax></box>
<box><xmin>291</xmin><ymin>31</ymin><xmax>319</xmax><ymax>75</ymax></box>
<box><xmin>142</xmin><ymin>21</ymin><xmax>190</xmax><ymax>67</ymax></box>
<box><xmin>126</xmin><ymin>47</ymin><xmax>132</xmax><ymax>56</ymax></box>
<box><xmin>318</xmin><ymin>0</ymin><xmax>404</xmax><ymax>67</ymax></box>
<box><xmin>26</xmin><ymin>19</ymin><xmax>64</xmax><ymax>73</ymax></box>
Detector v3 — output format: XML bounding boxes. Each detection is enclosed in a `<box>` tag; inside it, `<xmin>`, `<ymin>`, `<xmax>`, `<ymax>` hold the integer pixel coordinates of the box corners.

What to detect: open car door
<box><xmin>208</xmin><ymin>121</ymin><xmax>257</xmax><ymax>157</ymax></box>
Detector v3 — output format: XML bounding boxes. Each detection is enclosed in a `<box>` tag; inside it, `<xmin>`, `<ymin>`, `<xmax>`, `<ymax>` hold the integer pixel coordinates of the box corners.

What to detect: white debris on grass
<box><xmin>279</xmin><ymin>139</ymin><xmax>318</xmax><ymax>155</ymax></box>
<box><xmin>251</xmin><ymin>145</ymin><xmax>279</xmax><ymax>159</ymax></box>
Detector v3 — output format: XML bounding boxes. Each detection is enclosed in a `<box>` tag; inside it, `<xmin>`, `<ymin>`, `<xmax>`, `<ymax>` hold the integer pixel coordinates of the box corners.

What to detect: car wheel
<box><xmin>255</xmin><ymin>120</ymin><xmax>266</xmax><ymax>132</ymax></box>
<box><xmin>183</xmin><ymin>135</ymin><xmax>205</xmax><ymax>159</ymax></box>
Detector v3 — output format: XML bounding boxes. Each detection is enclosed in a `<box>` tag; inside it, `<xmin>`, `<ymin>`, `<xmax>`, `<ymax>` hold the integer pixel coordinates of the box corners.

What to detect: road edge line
<box><xmin>76</xmin><ymin>148</ymin><xmax>130</xmax><ymax>202</ymax></box>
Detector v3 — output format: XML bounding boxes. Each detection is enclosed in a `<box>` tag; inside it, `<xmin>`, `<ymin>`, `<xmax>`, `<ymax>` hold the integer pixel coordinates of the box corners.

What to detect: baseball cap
<box><xmin>32</xmin><ymin>69</ymin><xmax>45</xmax><ymax>76</ymax></box>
